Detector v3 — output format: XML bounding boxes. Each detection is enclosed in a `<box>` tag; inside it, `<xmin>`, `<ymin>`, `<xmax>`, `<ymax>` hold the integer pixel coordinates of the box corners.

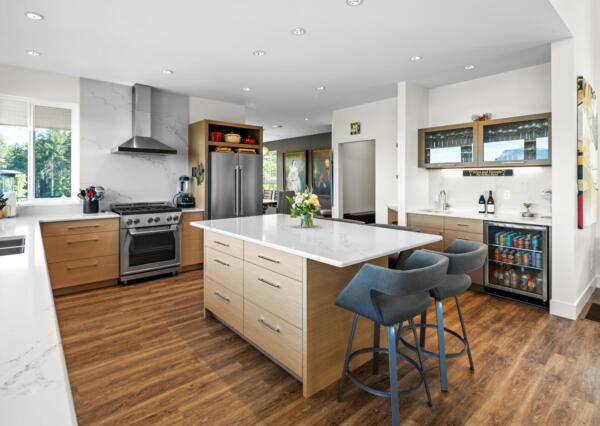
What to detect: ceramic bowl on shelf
<box><xmin>242</xmin><ymin>136</ymin><xmax>257</xmax><ymax>145</ymax></box>
<box><xmin>224</xmin><ymin>133</ymin><xmax>241</xmax><ymax>143</ymax></box>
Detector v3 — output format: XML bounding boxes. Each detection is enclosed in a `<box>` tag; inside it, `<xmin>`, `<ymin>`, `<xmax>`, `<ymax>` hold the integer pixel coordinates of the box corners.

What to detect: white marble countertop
<box><xmin>405</xmin><ymin>208</ymin><xmax>552</xmax><ymax>227</ymax></box>
<box><xmin>0</xmin><ymin>207</ymin><xmax>118</xmax><ymax>426</ymax></box>
<box><xmin>191</xmin><ymin>214</ymin><xmax>442</xmax><ymax>268</ymax></box>
<box><xmin>181</xmin><ymin>207</ymin><xmax>205</xmax><ymax>213</ymax></box>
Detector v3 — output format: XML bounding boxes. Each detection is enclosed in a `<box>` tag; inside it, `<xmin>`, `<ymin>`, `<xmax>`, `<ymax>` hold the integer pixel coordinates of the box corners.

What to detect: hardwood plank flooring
<box><xmin>54</xmin><ymin>273</ymin><xmax>600</xmax><ymax>425</ymax></box>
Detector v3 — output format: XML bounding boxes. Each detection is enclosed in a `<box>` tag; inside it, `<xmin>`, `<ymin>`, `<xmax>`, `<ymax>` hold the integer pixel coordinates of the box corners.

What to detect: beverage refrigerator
<box><xmin>484</xmin><ymin>221</ymin><xmax>550</xmax><ymax>307</ymax></box>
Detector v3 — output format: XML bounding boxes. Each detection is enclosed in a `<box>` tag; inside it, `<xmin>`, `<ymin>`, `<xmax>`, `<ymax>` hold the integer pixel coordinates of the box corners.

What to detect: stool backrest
<box><xmin>335</xmin><ymin>250</ymin><xmax>449</xmax><ymax>323</ymax></box>
<box><xmin>438</xmin><ymin>239</ymin><xmax>487</xmax><ymax>274</ymax></box>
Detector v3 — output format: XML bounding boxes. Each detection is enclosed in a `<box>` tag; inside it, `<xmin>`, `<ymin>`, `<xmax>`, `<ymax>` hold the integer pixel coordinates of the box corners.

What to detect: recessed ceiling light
<box><xmin>272</xmin><ymin>124</ymin><xmax>283</xmax><ymax>128</ymax></box>
<box><xmin>291</xmin><ymin>27</ymin><xmax>307</xmax><ymax>36</ymax></box>
<box><xmin>346</xmin><ymin>0</ymin><xmax>363</xmax><ymax>6</ymax></box>
<box><xmin>25</xmin><ymin>11</ymin><xmax>44</xmax><ymax>21</ymax></box>
<box><xmin>26</xmin><ymin>50</ymin><xmax>41</xmax><ymax>57</ymax></box>
<box><xmin>410</xmin><ymin>55</ymin><xmax>422</xmax><ymax>62</ymax></box>
<box><xmin>316</xmin><ymin>86</ymin><xmax>326</xmax><ymax>91</ymax></box>
<box><xmin>162</xmin><ymin>69</ymin><xmax>174</xmax><ymax>75</ymax></box>
<box><xmin>464</xmin><ymin>64</ymin><xmax>476</xmax><ymax>70</ymax></box>
<box><xmin>242</xmin><ymin>87</ymin><xmax>251</xmax><ymax>92</ymax></box>
<box><xmin>253</xmin><ymin>49</ymin><xmax>266</xmax><ymax>56</ymax></box>
<box><xmin>304</xmin><ymin>117</ymin><xmax>309</xmax><ymax>121</ymax></box>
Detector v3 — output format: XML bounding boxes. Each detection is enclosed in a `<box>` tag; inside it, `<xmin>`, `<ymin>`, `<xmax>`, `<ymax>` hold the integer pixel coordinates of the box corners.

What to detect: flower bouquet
<box><xmin>287</xmin><ymin>189</ymin><xmax>320</xmax><ymax>228</ymax></box>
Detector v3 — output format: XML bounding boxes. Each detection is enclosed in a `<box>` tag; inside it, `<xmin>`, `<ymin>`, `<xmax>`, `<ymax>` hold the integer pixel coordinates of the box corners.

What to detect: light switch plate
<box><xmin>503</xmin><ymin>190</ymin><xmax>511</xmax><ymax>200</ymax></box>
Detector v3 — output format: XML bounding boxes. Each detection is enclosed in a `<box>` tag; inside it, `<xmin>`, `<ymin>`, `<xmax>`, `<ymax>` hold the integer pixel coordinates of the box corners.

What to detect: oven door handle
<box><xmin>128</xmin><ymin>225</ymin><xmax>178</xmax><ymax>235</ymax></box>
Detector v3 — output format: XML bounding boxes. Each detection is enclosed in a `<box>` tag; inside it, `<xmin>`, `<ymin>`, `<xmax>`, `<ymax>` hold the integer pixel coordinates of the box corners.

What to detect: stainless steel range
<box><xmin>111</xmin><ymin>202</ymin><xmax>182</xmax><ymax>284</ymax></box>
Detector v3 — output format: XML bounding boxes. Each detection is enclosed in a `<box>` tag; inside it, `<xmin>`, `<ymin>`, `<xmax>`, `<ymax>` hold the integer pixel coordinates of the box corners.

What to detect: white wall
<box><xmin>0</xmin><ymin>64</ymin><xmax>79</xmax><ymax>104</ymax></box>
<box><xmin>341</xmin><ymin>140</ymin><xmax>375</xmax><ymax>214</ymax></box>
<box><xmin>549</xmin><ymin>0</ymin><xmax>599</xmax><ymax>319</ymax></box>
<box><xmin>189</xmin><ymin>97</ymin><xmax>245</xmax><ymax>124</ymax></box>
<box><xmin>332</xmin><ymin>97</ymin><xmax>397</xmax><ymax>223</ymax></box>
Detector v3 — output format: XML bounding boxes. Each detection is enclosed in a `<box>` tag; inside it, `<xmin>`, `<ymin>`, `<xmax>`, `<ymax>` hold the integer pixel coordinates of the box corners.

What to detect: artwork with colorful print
<box><xmin>577</xmin><ymin>76</ymin><xmax>598</xmax><ymax>229</ymax></box>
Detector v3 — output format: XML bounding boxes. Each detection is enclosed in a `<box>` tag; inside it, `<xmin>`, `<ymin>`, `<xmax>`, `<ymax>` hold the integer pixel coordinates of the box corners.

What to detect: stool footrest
<box><xmin>345</xmin><ymin>346</ymin><xmax>424</xmax><ymax>399</ymax></box>
<box><xmin>399</xmin><ymin>323</ymin><xmax>467</xmax><ymax>359</ymax></box>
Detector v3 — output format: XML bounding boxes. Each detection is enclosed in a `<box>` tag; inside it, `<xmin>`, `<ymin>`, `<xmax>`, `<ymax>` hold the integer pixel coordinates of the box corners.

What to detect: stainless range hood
<box><xmin>112</xmin><ymin>84</ymin><xmax>177</xmax><ymax>155</ymax></box>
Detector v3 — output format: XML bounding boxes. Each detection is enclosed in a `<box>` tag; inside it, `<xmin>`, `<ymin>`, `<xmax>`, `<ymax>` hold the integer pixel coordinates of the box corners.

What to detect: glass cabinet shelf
<box><xmin>420</xmin><ymin>124</ymin><xmax>476</xmax><ymax>168</ymax></box>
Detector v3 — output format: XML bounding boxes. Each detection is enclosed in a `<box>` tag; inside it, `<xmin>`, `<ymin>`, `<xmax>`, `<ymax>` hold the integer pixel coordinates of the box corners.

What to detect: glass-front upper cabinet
<box><xmin>419</xmin><ymin>123</ymin><xmax>477</xmax><ymax>168</ymax></box>
<box><xmin>480</xmin><ymin>113</ymin><xmax>551</xmax><ymax>166</ymax></box>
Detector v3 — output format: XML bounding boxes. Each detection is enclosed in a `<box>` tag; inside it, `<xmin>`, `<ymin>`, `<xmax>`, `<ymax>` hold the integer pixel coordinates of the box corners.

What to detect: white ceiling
<box><xmin>0</xmin><ymin>0</ymin><xmax>570</xmax><ymax>141</ymax></box>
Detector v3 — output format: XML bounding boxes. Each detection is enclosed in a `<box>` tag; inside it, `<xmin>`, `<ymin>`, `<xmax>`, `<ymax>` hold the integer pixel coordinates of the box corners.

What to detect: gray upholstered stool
<box><xmin>366</xmin><ymin>223</ymin><xmax>420</xmax><ymax>268</ymax></box>
<box><xmin>399</xmin><ymin>239</ymin><xmax>487</xmax><ymax>392</ymax></box>
<box><xmin>335</xmin><ymin>251</ymin><xmax>449</xmax><ymax>426</ymax></box>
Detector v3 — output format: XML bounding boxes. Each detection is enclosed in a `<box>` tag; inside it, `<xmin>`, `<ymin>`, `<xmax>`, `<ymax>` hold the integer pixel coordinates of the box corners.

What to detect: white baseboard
<box><xmin>550</xmin><ymin>276</ymin><xmax>598</xmax><ymax>320</ymax></box>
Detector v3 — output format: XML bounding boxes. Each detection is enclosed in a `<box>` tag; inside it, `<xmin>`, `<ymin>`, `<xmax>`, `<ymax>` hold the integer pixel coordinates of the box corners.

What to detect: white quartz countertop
<box><xmin>0</xmin><ymin>208</ymin><xmax>118</xmax><ymax>426</ymax></box>
<box><xmin>181</xmin><ymin>207</ymin><xmax>205</xmax><ymax>213</ymax></box>
<box><xmin>405</xmin><ymin>208</ymin><xmax>552</xmax><ymax>227</ymax></box>
<box><xmin>191</xmin><ymin>214</ymin><xmax>442</xmax><ymax>268</ymax></box>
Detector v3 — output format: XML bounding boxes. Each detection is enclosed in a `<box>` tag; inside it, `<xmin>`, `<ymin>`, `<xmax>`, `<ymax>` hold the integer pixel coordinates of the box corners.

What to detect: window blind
<box><xmin>34</xmin><ymin>105</ymin><xmax>72</xmax><ymax>131</ymax></box>
<box><xmin>0</xmin><ymin>99</ymin><xmax>28</xmax><ymax>127</ymax></box>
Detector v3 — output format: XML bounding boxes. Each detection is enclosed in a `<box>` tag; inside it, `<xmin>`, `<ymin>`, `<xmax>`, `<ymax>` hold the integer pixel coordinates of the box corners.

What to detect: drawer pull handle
<box><xmin>258</xmin><ymin>277</ymin><xmax>280</xmax><ymax>288</ymax></box>
<box><xmin>258</xmin><ymin>255</ymin><xmax>280</xmax><ymax>264</ymax></box>
<box><xmin>258</xmin><ymin>317</ymin><xmax>281</xmax><ymax>333</ymax></box>
<box><xmin>214</xmin><ymin>259</ymin><xmax>230</xmax><ymax>267</ymax></box>
<box><xmin>67</xmin><ymin>238</ymin><xmax>99</xmax><ymax>245</ymax></box>
<box><xmin>67</xmin><ymin>224</ymin><xmax>100</xmax><ymax>230</ymax></box>
<box><xmin>456</xmin><ymin>224</ymin><xmax>470</xmax><ymax>227</ymax></box>
<box><xmin>214</xmin><ymin>290</ymin><xmax>230</xmax><ymax>302</ymax></box>
<box><xmin>214</xmin><ymin>240</ymin><xmax>230</xmax><ymax>247</ymax></box>
<box><xmin>67</xmin><ymin>262</ymin><xmax>98</xmax><ymax>270</ymax></box>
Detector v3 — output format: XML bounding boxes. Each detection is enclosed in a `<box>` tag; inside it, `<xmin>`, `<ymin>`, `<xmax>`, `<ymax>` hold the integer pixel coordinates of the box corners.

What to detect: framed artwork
<box><xmin>283</xmin><ymin>151</ymin><xmax>307</xmax><ymax>193</ymax></box>
<box><xmin>577</xmin><ymin>76</ymin><xmax>598</xmax><ymax>229</ymax></box>
<box><xmin>312</xmin><ymin>148</ymin><xmax>332</xmax><ymax>197</ymax></box>
<box><xmin>350</xmin><ymin>122</ymin><xmax>361</xmax><ymax>135</ymax></box>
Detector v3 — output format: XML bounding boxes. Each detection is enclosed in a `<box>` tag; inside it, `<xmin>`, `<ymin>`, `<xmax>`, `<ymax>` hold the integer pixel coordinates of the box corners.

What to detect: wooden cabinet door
<box><xmin>181</xmin><ymin>212</ymin><xmax>204</xmax><ymax>267</ymax></box>
<box><xmin>418</xmin><ymin>122</ymin><xmax>478</xmax><ymax>169</ymax></box>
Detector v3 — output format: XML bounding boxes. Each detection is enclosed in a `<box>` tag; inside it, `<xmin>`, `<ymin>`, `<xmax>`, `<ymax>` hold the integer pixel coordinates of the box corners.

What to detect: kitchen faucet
<box><xmin>439</xmin><ymin>190</ymin><xmax>449</xmax><ymax>211</ymax></box>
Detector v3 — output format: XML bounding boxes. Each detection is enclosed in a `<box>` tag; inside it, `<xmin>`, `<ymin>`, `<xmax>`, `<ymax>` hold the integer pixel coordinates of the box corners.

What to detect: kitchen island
<box><xmin>191</xmin><ymin>214</ymin><xmax>442</xmax><ymax>397</ymax></box>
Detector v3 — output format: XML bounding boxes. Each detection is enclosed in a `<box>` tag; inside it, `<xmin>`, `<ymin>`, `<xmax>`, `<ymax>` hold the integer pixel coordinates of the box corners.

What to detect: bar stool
<box><xmin>335</xmin><ymin>251</ymin><xmax>449</xmax><ymax>426</ymax></box>
<box><xmin>399</xmin><ymin>239</ymin><xmax>487</xmax><ymax>392</ymax></box>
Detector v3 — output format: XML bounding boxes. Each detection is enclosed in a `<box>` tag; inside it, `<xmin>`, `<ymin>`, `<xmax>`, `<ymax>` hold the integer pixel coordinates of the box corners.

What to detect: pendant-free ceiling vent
<box><xmin>112</xmin><ymin>84</ymin><xmax>177</xmax><ymax>155</ymax></box>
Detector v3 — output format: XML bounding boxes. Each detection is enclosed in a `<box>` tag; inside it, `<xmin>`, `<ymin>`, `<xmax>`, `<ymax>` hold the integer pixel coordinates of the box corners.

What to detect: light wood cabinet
<box><xmin>42</xmin><ymin>218</ymin><xmax>119</xmax><ymax>293</ymax></box>
<box><xmin>418</xmin><ymin>113</ymin><xmax>551</xmax><ymax>169</ymax></box>
<box><xmin>204</xmin><ymin>247</ymin><xmax>244</xmax><ymax>296</ymax></box>
<box><xmin>406</xmin><ymin>213</ymin><xmax>484</xmax><ymax>284</ymax></box>
<box><xmin>180</xmin><ymin>211</ymin><xmax>204</xmax><ymax>267</ymax></box>
<box><xmin>387</xmin><ymin>207</ymin><xmax>398</xmax><ymax>225</ymax></box>
<box><xmin>205</xmin><ymin>278</ymin><xmax>244</xmax><ymax>333</ymax></box>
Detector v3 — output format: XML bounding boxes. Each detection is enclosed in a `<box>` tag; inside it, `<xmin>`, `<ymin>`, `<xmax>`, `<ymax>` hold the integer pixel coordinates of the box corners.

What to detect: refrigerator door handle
<box><xmin>239</xmin><ymin>165</ymin><xmax>243</xmax><ymax>216</ymax></box>
<box><xmin>234</xmin><ymin>166</ymin><xmax>239</xmax><ymax>216</ymax></box>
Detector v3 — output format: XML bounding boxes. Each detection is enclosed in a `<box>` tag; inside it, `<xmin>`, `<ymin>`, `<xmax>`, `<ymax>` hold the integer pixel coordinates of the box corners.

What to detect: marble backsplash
<box><xmin>79</xmin><ymin>78</ymin><xmax>189</xmax><ymax>210</ymax></box>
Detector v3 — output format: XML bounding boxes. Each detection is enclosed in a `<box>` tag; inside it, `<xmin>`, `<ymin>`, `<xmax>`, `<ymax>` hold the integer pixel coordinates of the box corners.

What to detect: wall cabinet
<box><xmin>419</xmin><ymin>113</ymin><xmax>551</xmax><ymax>169</ymax></box>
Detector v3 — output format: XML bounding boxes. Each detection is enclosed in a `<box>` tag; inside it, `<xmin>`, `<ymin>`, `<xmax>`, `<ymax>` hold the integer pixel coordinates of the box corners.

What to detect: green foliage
<box><xmin>0</xmin><ymin>134</ymin><xmax>28</xmax><ymax>201</ymax></box>
<box><xmin>262</xmin><ymin>150</ymin><xmax>277</xmax><ymax>190</ymax></box>
<box><xmin>34</xmin><ymin>129</ymin><xmax>71</xmax><ymax>198</ymax></box>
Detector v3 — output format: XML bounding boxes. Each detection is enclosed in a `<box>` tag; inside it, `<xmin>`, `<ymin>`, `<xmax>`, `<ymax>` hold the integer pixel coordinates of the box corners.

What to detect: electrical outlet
<box><xmin>503</xmin><ymin>190</ymin><xmax>511</xmax><ymax>200</ymax></box>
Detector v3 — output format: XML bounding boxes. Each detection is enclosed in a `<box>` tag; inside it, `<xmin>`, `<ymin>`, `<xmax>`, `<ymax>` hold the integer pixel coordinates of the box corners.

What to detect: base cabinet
<box><xmin>181</xmin><ymin>211</ymin><xmax>204</xmax><ymax>268</ymax></box>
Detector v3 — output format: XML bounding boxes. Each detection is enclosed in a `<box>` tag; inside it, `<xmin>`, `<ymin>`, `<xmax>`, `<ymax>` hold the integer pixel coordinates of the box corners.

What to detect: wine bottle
<box><xmin>487</xmin><ymin>190</ymin><xmax>495</xmax><ymax>214</ymax></box>
<box><xmin>478</xmin><ymin>194</ymin><xmax>486</xmax><ymax>213</ymax></box>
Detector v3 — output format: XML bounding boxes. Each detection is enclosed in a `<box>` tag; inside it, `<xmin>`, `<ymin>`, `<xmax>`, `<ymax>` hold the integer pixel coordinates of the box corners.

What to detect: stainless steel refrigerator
<box><xmin>208</xmin><ymin>152</ymin><xmax>262</xmax><ymax>219</ymax></box>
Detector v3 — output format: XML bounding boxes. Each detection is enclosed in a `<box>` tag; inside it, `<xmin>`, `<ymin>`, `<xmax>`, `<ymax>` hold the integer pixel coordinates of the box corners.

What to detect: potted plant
<box><xmin>287</xmin><ymin>189</ymin><xmax>320</xmax><ymax>228</ymax></box>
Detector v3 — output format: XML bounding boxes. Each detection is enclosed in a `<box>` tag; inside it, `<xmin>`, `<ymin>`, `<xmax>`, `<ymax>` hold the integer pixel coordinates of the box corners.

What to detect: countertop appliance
<box><xmin>208</xmin><ymin>151</ymin><xmax>262</xmax><ymax>219</ymax></box>
<box><xmin>111</xmin><ymin>202</ymin><xmax>182</xmax><ymax>284</ymax></box>
<box><xmin>173</xmin><ymin>176</ymin><xmax>195</xmax><ymax>208</ymax></box>
<box><xmin>484</xmin><ymin>221</ymin><xmax>550</xmax><ymax>307</ymax></box>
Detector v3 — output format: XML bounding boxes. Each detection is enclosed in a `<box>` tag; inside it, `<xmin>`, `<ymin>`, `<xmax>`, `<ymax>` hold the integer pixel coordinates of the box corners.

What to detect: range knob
<box><xmin>172</xmin><ymin>215</ymin><xmax>179</xmax><ymax>222</ymax></box>
<box><xmin>147</xmin><ymin>217</ymin><xmax>153</xmax><ymax>224</ymax></box>
<box><xmin>133</xmin><ymin>218</ymin><xmax>140</xmax><ymax>224</ymax></box>
<box><xmin>166</xmin><ymin>216</ymin><xmax>172</xmax><ymax>222</ymax></box>
<box><xmin>126</xmin><ymin>219</ymin><xmax>133</xmax><ymax>226</ymax></box>
<box><xmin>154</xmin><ymin>216</ymin><xmax>160</xmax><ymax>222</ymax></box>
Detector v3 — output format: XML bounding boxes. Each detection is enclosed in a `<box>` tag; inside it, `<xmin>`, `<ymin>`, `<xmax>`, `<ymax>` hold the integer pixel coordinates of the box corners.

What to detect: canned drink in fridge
<box><xmin>535</xmin><ymin>252</ymin><xmax>542</xmax><ymax>268</ymax></box>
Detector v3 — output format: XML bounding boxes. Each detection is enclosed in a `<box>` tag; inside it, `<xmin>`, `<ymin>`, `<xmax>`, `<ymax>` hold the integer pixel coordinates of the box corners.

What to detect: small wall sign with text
<box><xmin>350</xmin><ymin>122</ymin><xmax>361</xmax><ymax>135</ymax></box>
<box><xmin>463</xmin><ymin>169</ymin><xmax>514</xmax><ymax>177</ymax></box>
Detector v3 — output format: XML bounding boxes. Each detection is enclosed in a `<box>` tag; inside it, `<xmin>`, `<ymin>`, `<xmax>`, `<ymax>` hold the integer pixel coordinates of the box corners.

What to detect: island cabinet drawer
<box><xmin>205</xmin><ymin>231</ymin><xmax>243</xmax><ymax>259</ymax></box>
<box><xmin>48</xmin><ymin>255</ymin><xmax>118</xmax><ymax>290</ymax></box>
<box><xmin>205</xmin><ymin>279</ymin><xmax>243</xmax><ymax>334</ymax></box>
<box><xmin>407</xmin><ymin>213</ymin><xmax>444</xmax><ymax>230</ymax></box>
<box><xmin>204</xmin><ymin>247</ymin><xmax>243</xmax><ymax>295</ymax></box>
<box><xmin>444</xmin><ymin>217</ymin><xmax>483</xmax><ymax>234</ymax></box>
<box><xmin>244</xmin><ymin>261</ymin><xmax>303</xmax><ymax>329</ymax></box>
<box><xmin>244</xmin><ymin>241</ymin><xmax>303</xmax><ymax>281</ymax></box>
<box><xmin>43</xmin><ymin>231</ymin><xmax>119</xmax><ymax>264</ymax></box>
<box><xmin>244</xmin><ymin>300</ymin><xmax>302</xmax><ymax>377</ymax></box>
<box><xmin>415</xmin><ymin>227</ymin><xmax>444</xmax><ymax>252</ymax></box>
<box><xmin>41</xmin><ymin>218</ymin><xmax>118</xmax><ymax>237</ymax></box>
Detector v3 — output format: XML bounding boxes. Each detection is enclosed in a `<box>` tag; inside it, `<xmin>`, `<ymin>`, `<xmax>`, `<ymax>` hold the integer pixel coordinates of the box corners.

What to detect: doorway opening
<box><xmin>340</xmin><ymin>139</ymin><xmax>376</xmax><ymax>224</ymax></box>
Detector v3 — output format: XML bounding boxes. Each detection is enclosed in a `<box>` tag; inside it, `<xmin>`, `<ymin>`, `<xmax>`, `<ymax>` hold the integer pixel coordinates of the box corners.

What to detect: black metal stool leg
<box><xmin>387</xmin><ymin>326</ymin><xmax>400</xmax><ymax>426</ymax></box>
<box><xmin>373</xmin><ymin>322</ymin><xmax>380</xmax><ymax>375</ymax></box>
<box><xmin>455</xmin><ymin>295</ymin><xmax>474</xmax><ymax>371</ymax></box>
<box><xmin>409</xmin><ymin>318</ymin><xmax>432</xmax><ymax>407</ymax></box>
<box><xmin>338</xmin><ymin>313</ymin><xmax>359</xmax><ymax>402</ymax></box>
<box><xmin>435</xmin><ymin>299</ymin><xmax>448</xmax><ymax>392</ymax></box>
<box><xmin>419</xmin><ymin>311</ymin><xmax>427</xmax><ymax>348</ymax></box>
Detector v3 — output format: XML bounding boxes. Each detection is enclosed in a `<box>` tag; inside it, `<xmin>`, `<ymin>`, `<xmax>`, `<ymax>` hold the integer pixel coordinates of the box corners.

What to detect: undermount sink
<box><xmin>419</xmin><ymin>209</ymin><xmax>450</xmax><ymax>213</ymax></box>
<box><xmin>0</xmin><ymin>235</ymin><xmax>26</xmax><ymax>256</ymax></box>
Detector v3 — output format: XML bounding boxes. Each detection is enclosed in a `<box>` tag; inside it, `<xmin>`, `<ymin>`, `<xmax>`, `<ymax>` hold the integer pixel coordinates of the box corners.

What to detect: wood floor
<box><xmin>54</xmin><ymin>271</ymin><xmax>600</xmax><ymax>425</ymax></box>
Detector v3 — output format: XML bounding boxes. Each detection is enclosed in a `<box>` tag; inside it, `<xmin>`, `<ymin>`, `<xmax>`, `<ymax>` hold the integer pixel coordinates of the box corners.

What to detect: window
<box><xmin>0</xmin><ymin>97</ymin><xmax>77</xmax><ymax>202</ymax></box>
<box><xmin>263</xmin><ymin>150</ymin><xmax>277</xmax><ymax>190</ymax></box>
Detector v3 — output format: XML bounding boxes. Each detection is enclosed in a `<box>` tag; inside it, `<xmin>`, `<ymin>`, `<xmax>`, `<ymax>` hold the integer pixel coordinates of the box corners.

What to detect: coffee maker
<box><xmin>173</xmin><ymin>176</ymin><xmax>196</xmax><ymax>208</ymax></box>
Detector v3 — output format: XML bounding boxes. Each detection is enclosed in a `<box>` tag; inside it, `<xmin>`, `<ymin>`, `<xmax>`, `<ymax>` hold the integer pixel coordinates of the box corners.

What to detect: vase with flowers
<box><xmin>286</xmin><ymin>189</ymin><xmax>320</xmax><ymax>228</ymax></box>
